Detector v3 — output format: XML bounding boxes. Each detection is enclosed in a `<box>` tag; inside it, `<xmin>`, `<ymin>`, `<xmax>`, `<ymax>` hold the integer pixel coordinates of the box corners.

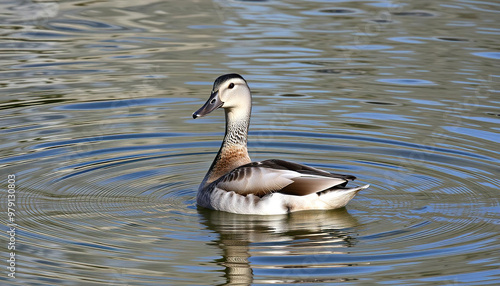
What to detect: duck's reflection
<box><xmin>199</xmin><ymin>208</ymin><xmax>359</xmax><ymax>285</ymax></box>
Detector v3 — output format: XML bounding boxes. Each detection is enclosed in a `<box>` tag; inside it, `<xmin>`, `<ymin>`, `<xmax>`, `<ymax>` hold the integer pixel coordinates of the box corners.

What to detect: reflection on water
<box><xmin>0</xmin><ymin>0</ymin><xmax>499</xmax><ymax>285</ymax></box>
<box><xmin>200</xmin><ymin>208</ymin><xmax>359</xmax><ymax>284</ymax></box>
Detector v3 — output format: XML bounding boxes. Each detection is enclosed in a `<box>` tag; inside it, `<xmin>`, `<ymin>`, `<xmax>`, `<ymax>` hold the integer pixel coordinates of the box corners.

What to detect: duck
<box><xmin>192</xmin><ymin>73</ymin><xmax>369</xmax><ymax>215</ymax></box>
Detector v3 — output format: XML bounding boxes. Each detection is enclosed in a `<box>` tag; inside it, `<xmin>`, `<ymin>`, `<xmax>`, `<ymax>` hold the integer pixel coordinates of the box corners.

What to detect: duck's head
<box><xmin>193</xmin><ymin>73</ymin><xmax>250</xmax><ymax>119</ymax></box>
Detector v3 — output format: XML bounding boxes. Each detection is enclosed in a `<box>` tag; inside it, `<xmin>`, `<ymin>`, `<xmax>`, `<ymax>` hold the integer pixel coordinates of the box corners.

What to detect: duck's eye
<box><xmin>228</xmin><ymin>83</ymin><xmax>234</xmax><ymax>89</ymax></box>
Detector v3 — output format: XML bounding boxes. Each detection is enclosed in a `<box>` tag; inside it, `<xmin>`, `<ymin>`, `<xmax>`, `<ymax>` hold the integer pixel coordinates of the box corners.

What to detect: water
<box><xmin>1</xmin><ymin>0</ymin><xmax>499</xmax><ymax>284</ymax></box>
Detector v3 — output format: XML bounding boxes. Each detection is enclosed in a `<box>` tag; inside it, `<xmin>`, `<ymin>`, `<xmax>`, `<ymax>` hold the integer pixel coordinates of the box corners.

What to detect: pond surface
<box><xmin>1</xmin><ymin>0</ymin><xmax>499</xmax><ymax>285</ymax></box>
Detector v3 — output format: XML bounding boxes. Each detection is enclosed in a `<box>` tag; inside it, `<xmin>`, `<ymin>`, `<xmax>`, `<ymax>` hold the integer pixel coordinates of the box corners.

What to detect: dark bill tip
<box><xmin>192</xmin><ymin>90</ymin><xmax>223</xmax><ymax>119</ymax></box>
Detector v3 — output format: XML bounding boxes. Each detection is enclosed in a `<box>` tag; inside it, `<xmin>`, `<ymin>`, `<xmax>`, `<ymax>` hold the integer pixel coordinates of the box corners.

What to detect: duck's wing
<box><xmin>215</xmin><ymin>159</ymin><xmax>356</xmax><ymax>197</ymax></box>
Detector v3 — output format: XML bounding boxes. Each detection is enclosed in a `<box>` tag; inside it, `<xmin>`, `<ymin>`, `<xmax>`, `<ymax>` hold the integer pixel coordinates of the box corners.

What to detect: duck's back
<box><xmin>197</xmin><ymin>159</ymin><xmax>369</xmax><ymax>215</ymax></box>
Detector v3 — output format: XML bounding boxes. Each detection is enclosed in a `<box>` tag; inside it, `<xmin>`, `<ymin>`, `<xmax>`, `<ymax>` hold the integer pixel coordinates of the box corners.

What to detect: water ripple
<box><xmin>377</xmin><ymin>78</ymin><xmax>437</xmax><ymax>86</ymax></box>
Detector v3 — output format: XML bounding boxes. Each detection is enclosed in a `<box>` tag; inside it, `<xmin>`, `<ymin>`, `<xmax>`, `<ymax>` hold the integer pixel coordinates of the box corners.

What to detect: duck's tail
<box><xmin>317</xmin><ymin>184</ymin><xmax>369</xmax><ymax>209</ymax></box>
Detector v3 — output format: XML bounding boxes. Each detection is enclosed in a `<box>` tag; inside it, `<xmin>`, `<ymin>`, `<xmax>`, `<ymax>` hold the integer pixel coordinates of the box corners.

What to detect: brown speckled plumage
<box><xmin>204</xmin><ymin>145</ymin><xmax>250</xmax><ymax>185</ymax></box>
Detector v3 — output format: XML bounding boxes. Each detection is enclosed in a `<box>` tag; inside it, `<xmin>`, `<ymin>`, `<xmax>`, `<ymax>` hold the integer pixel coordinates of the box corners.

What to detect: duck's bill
<box><xmin>192</xmin><ymin>91</ymin><xmax>224</xmax><ymax>119</ymax></box>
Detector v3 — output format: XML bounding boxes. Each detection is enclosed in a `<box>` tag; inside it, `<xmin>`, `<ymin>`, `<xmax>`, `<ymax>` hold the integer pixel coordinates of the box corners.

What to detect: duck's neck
<box><xmin>201</xmin><ymin>107</ymin><xmax>251</xmax><ymax>187</ymax></box>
